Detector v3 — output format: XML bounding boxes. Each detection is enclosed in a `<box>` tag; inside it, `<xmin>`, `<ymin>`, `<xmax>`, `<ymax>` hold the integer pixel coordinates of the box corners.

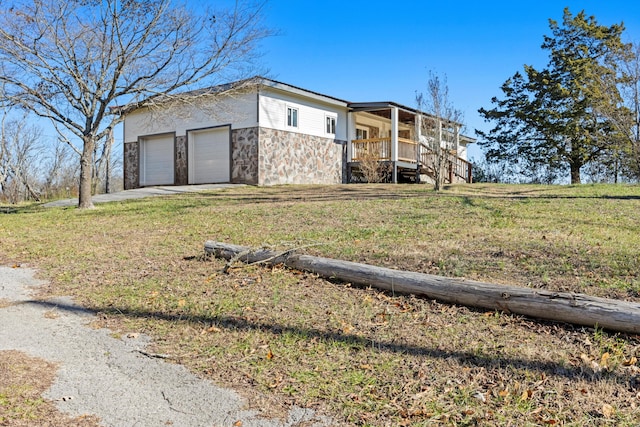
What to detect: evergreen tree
<box><xmin>478</xmin><ymin>8</ymin><xmax>631</xmax><ymax>184</ymax></box>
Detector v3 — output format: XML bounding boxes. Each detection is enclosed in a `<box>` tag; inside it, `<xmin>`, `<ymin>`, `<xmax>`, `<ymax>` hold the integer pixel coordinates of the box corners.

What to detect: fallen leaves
<box><xmin>600</xmin><ymin>352</ymin><xmax>611</xmax><ymax>369</ymax></box>
<box><xmin>473</xmin><ymin>391</ymin><xmax>486</xmax><ymax>403</ymax></box>
<box><xmin>521</xmin><ymin>388</ymin><xmax>533</xmax><ymax>401</ymax></box>
<box><xmin>602</xmin><ymin>403</ymin><xmax>615</xmax><ymax>418</ymax></box>
<box><xmin>201</xmin><ymin>325</ymin><xmax>221</xmax><ymax>334</ymax></box>
<box><xmin>580</xmin><ymin>353</ymin><xmax>603</xmax><ymax>372</ymax></box>
<box><xmin>43</xmin><ymin>310</ymin><xmax>60</xmax><ymax>319</ymax></box>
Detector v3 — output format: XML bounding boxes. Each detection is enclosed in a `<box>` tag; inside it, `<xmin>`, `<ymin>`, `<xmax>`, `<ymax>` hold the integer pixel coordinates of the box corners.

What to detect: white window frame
<box><xmin>325</xmin><ymin>115</ymin><xmax>336</xmax><ymax>135</ymax></box>
<box><xmin>286</xmin><ymin>106</ymin><xmax>298</xmax><ymax>128</ymax></box>
<box><xmin>356</xmin><ymin>126</ymin><xmax>368</xmax><ymax>140</ymax></box>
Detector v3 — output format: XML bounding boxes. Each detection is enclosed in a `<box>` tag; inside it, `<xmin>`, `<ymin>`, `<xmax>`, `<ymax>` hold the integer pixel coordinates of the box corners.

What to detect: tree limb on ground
<box><xmin>205</xmin><ymin>240</ymin><xmax>640</xmax><ymax>335</ymax></box>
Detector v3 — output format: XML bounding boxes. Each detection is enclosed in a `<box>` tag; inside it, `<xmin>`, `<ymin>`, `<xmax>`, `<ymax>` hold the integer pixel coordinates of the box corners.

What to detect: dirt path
<box><xmin>0</xmin><ymin>265</ymin><xmax>331</xmax><ymax>427</ymax></box>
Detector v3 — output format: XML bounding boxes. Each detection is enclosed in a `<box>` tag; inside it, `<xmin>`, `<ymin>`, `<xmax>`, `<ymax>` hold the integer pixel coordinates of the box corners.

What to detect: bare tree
<box><xmin>0</xmin><ymin>0</ymin><xmax>272</xmax><ymax>208</ymax></box>
<box><xmin>574</xmin><ymin>42</ymin><xmax>640</xmax><ymax>183</ymax></box>
<box><xmin>617</xmin><ymin>42</ymin><xmax>640</xmax><ymax>180</ymax></box>
<box><xmin>92</xmin><ymin>127</ymin><xmax>114</xmax><ymax>195</ymax></box>
<box><xmin>357</xmin><ymin>151</ymin><xmax>390</xmax><ymax>183</ymax></box>
<box><xmin>416</xmin><ymin>73</ymin><xmax>464</xmax><ymax>191</ymax></box>
<box><xmin>0</xmin><ymin>116</ymin><xmax>9</xmax><ymax>195</ymax></box>
<box><xmin>41</xmin><ymin>139</ymin><xmax>79</xmax><ymax>200</ymax></box>
<box><xmin>0</xmin><ymin>113</ymin><xmax>43</xmax><ymax>203</ymax></box>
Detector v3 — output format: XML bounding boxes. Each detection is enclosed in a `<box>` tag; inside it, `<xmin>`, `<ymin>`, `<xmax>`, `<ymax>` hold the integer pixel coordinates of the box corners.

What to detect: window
<box><xmin>326</xmin><ymin>116</ymin><xmax>336</xmax><ymax>135</ymax></box>
<box><xmin>287</xmin><ymin>106</ymin><xmax>298</xmax><ymax>127</ymax></box>
<box><xmin>356</xmin><ymin>127</ymin><xmax>368</xmax><ymax>140</ymax></box>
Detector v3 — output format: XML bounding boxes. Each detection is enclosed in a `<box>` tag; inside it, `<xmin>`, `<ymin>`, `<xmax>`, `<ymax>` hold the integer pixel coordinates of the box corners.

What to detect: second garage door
<box><xmin>188</xmin><ymin>126</ymin><xmax>231</xmax><ymax>184</ymax></box>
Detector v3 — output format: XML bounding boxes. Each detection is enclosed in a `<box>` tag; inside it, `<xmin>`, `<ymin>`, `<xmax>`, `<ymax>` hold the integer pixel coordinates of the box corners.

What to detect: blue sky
<box><xmin>254</xmin><ymin>0</ymin><xmax>640</xmax><ymax>160</ymax></box>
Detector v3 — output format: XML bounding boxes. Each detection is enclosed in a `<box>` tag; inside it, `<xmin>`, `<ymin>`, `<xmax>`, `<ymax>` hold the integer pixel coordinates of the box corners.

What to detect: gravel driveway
<box><xmin>0</xmin><ymin>265</ymin><xmax>331</xmax><ymax>427</ymax></box>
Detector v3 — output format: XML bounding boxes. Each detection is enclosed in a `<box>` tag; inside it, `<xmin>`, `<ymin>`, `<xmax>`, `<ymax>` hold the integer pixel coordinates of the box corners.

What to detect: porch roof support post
<box><xmin>415</xmin><ymin>113</ymin><xmax>422</xmax><ymax>163</ymax></box>
<box><xmin>347</xmin><ymin>111</ymin><xmax>356</xmax><ymax>162</ymax></box>
<box><xmin>391</xmin><ymin>107</ymin><xmax>398</xmax><ymax>183</ymax></box>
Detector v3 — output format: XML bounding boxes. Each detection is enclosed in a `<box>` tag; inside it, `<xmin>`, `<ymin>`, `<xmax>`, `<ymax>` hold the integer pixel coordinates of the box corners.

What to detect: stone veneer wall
<box><xmin>175</xmin><ymin>135</ymin><xmax>188</xmax><ymax>185</ymax></box>
<box><xmin>125</xmin><ymin>127</ymin><xmax>346</xmax><ymax>189</ymax></box>
<box><xmin>258</xmin><ymin>128</ymin><xmax>345</xmax><ymax>185</ymax></box>
<box><xmin>123</xmin><ymin>141</ymin><xmax>139</xmax><ymax>190</ymax></box>
<box><xmin>231</xmin><ymin>127</ymin><xmax>259</xmax><ymax>184</ymax></box>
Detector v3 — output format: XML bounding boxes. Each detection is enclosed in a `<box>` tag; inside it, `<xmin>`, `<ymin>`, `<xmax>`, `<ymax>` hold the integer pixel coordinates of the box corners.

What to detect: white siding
<box><xmin>355</xmin><ymin>111</ymin><xmax>413</xmax><ymax>138</ymax></box>
<box><xmin>258</xmin><ymin>88</ymin><xmax>348</xmax><ymax>140</ymax></box>
<box><xmin>124</xmin><ymin>92</ymin><xmax>257</xmax><ymax>142</ymax></box>
<box><xmin>457</xmin><ymin>144</ymin><xmax>468</xmax><ymax>161</ymax></box>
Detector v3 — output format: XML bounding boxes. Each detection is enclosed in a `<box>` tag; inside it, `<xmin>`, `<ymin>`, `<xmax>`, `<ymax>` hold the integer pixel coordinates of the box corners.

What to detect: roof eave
<box><xmin>258</xmin><ymin>78</ymin><xmax>350</xmax><ymax>107</ymax></box>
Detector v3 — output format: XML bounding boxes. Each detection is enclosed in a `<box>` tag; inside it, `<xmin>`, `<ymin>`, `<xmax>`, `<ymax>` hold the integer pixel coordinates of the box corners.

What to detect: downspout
<box><xmin>256</xmin><ymin>87</ymin><xmax>260</xmax><ymax>125</ymax></box>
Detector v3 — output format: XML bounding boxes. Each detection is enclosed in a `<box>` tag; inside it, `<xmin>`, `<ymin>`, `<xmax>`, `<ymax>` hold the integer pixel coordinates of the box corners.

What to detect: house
<box><xmin>121</xmin><ymin>77</ymin><xmax>474</xmax><ymax>189</ymax></box>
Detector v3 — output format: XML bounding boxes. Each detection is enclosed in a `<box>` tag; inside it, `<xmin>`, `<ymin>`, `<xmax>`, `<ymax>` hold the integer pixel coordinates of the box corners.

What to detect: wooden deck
<box><xmin>351</xmin><ymin>137</ymin><xmax>417</xmax><ymax>163</ymax></box>
<box><xmin>350</xmin><ymin>138</ymin><xmax>472</xmax><ymax>184</ymax></box>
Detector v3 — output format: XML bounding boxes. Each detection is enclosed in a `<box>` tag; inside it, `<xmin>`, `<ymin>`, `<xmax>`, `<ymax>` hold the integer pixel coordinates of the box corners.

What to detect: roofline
<box><xmin>112</xmin><ymin>76</ymin><xmax>351</xmax><ymax>115</ymax></box>
<box><xmin>348</xmin><ymin>101</ymin><xmax>418</xmax><ymax>114</ymax></box>
<box><xmin>111</xmin><ymin>77</ymin><xmax>262</xmax><ymax>115</ymax></box>
<box><xmin>113</xmin><ymin>78</ymin><xmax>476</xmax><ymax>142</ymax></box>
<box><xmin>460</xmin><ymin>135</ymin><xmax>477</xmax><ymax>144</ymax></box>
<box><xmin>348</xmin><ymin>101</ymin><xmax>472</xmax><ymax>138</ymax></box>
<box><xmin>256</xmin><ymin>77</ymin><xmax>350</xmax><ymax>107</ymax></box>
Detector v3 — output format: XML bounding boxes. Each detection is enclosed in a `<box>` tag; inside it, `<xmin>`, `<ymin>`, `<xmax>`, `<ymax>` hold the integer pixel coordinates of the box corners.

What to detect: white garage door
<box><xmin>188</xmin><ymin>127</ymin><xmax>230</xmax><ymax>184</ymax></box>
<box><xmin>140</xmin><ymin>134</ymin><xmax>174</xmax><ymax>186</ymax></box>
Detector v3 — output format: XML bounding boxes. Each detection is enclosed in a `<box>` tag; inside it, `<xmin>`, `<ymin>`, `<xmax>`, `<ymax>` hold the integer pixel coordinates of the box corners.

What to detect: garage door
<box><xmin>188</xmin><ymin>127</ymin><xmax>230</xmax><ymax>184</ymax></box>
<box><xmin>140</xmin><ymin>134</ymin><xmax>174</xmax><ymax>186</ymax></box>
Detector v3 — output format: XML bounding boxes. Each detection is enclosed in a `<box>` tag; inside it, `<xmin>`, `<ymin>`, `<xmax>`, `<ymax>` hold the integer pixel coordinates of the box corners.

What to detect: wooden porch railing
<box><xmin>351</xmin><ymin>138</ymin><xmax>391</xmax><ymax>161</ymax></box>
<box><xmin>351</xmin><ymin>138</ymin><xmax>418</xmax><ymax>163</ymax></box>
<box><xmin>398</xmin><ymin>137</ymin><xmax>418</xmax><ymax>163</ymax></box>
<box><xmin>350</xmin><ymin>138</ymin><xmax>472</xmax><ymax>183</ymax></box>
<box><xmin>420</xmin><ymin>146</ymin><xmax>472</xmax><ymax>183</ymax></box>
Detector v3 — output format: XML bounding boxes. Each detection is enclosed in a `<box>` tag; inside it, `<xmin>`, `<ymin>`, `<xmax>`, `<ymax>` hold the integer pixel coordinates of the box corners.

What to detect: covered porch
<box><xmin>347</xmin><ymin>102</ymin><xmax>473</xmax><ymax>184</ymax></box>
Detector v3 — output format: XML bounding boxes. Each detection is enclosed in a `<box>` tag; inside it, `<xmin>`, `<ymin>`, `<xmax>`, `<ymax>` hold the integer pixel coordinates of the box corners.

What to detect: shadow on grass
<box><xmin>0</xmin><ymin>204</ymin><xmax>47</xmax><ymax>214</ymax></box>
<box><xmin>192</xmin><ymin>184</ymin><xmax>640</xmax><ymax>207</ymax></box>
<box><xmin>199</xmin><ymin>185</ymin><xmax>431</xmax><ymax>205</ymax></box>
<box><xmin>26</xmin><ymin>297</ymin><xmax>639</xmax><ymax>389</ymax></box>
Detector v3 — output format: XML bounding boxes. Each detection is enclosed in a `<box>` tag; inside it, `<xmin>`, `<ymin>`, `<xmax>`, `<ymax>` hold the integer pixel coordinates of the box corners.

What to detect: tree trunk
<box><xmin>24</xmin><ymin>180</ymin><xmax>40</xmax><ymax>202</ymax></box>
<box><xmin>570</xmin><ymin>161</ymin><xmax>581</xmax><ymax>184</ymax></box>
<box><xmin>78</xmin><ymin>138</ymin><xmax>95</xmax><ymax>209</ymax></box>
<box><xmin>205</xmin><ymin>241</ymin><xmax>640</xmax><ymax>335</ymax></box>
<box><xmin>105</xmin><ymin>134</ymin><xmax>112</xmax><ymax>194</ymax></box>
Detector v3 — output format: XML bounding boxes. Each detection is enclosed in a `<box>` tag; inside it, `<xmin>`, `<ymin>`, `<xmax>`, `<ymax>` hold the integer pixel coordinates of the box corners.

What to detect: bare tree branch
<box><xmin>0</xmin><ymin>0</ymin><xmax>273</xmax><ymax>208</ymax></box>
<box><xmin>416</xmin><ymin>72</ymin><xmax>464</xmax><ymax>191</ymax></box>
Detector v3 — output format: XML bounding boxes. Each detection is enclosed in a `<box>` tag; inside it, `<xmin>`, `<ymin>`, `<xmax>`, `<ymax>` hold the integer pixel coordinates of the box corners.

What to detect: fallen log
<box><xmin>204</xmin><ymin>241</ymin><xmax>640</xmax><ymax>335</ymax></box>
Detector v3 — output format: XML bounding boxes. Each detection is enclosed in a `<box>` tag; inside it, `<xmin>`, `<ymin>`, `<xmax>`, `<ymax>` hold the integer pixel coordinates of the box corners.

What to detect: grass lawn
<box><xmin>2</xmin><ymin>183</ymin><xmax>640</xmax><ymax>426</ymax></box>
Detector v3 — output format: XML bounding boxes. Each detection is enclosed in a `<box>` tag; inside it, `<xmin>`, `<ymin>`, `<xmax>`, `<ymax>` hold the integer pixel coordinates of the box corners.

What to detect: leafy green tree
<box><xmin>477</xmin><ymin>8</ymin><xmax>631</xmax><ymax>184</ymax></box>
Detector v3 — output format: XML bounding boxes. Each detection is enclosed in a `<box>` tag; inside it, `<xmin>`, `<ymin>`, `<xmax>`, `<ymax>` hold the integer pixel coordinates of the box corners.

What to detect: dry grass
<box><xmin>2</xmin><ymin>183</ymin><xmax>640</xmax><ymax>425</ymax></box>
<box><xmin>0</xmin><ymin>350</ymin><xmax>101</xmax><ymax>426</ymax></box>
